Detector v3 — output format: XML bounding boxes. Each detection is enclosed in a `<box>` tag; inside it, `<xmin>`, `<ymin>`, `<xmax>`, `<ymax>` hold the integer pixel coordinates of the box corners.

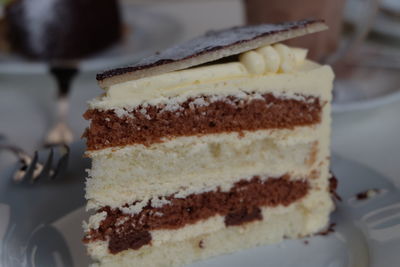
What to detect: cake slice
<box><xmin>83</xmin><ymin>19</ymin><xmax>335</xmax><ymax>267</ymax></box>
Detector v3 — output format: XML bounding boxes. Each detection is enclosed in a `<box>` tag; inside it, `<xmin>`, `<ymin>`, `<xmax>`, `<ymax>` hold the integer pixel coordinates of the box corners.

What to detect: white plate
<box><xmin>0</xmin><ymin>5</ymin><xmax>182</xmax><ymax>74</ymax></box>
<box><xmin>332</xmin><ymin>68</ymin><xmax>400</xmax><ymax>113</ymax></box>
<box><xmin>1</xmin><ymin>142</ymin><xmax>400</xmax><ymax>266</ymax></box>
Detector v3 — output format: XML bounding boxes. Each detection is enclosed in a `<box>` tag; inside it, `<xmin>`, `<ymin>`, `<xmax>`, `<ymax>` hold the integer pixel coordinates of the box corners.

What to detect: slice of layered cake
<box><xmin>83</xmin><ymin>19</ymin><xmax>335</xmax><ymax>267</ymax></box>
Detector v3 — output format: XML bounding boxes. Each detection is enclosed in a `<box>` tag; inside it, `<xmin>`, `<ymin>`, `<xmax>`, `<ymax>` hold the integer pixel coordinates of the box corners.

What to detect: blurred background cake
<box><xmin>4</xmin><ymin>0</ymin><xmax>121</xmax><ymax>60</ymax></box>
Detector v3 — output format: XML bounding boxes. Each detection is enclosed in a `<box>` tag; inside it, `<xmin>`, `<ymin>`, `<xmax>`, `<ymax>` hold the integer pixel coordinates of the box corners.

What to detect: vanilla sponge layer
<box><xmin>86</xmin><ymin>117</ymin><xmax>330</xmax><ymax>211</ymax></box>
<box><xmin>86</xmin><ymin>189</ymin><xmax>334</xmax><ymax>267</ymax></box>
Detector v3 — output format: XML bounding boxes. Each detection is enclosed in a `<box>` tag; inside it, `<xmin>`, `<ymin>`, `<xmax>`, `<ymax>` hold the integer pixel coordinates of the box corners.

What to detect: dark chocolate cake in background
<box><xmin>4</xmin><ymin>0</ymin><xmax>121</xmax><ymax>60</ymax></box>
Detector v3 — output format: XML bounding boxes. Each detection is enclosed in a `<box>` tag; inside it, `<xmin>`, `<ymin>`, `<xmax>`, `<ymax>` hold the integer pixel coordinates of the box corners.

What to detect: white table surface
<box><xmin>0</xmin><ymin>0</ymin><xmax>399</xmax><ymax>189</ymax></box>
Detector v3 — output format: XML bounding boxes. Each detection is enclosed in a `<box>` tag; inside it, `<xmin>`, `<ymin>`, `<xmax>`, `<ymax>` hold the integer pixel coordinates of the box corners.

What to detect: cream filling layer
<box><xmin>89</xmin><ymin>60</ymin><xmax>333</xmax><ymax>110</ymax></box>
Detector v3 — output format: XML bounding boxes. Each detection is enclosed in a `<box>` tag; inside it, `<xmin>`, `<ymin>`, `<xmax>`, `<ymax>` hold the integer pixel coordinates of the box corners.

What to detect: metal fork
<box><xmin>0</xmin><ymin>140</ymin><xmax>69</xmax><ymax>183</ymax></box>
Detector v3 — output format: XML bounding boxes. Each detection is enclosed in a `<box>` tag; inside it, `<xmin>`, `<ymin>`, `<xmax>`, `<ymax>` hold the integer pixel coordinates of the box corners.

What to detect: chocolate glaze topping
<box><xmin>83</xmin><ymin>93</ymin><xmax>323</xmax><ymax>150</ymax></box>
<box><xmin>83</xmin><ymin>175</ymin><xmax>309</xmax><ymax>254</ymax></box>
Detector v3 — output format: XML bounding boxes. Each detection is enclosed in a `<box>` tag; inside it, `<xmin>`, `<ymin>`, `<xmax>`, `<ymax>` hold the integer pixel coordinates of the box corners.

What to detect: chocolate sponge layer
<box><xmin>83</xmin><ymin>92</ymin><xmax>322</xmax><ymax>150</ymax></box>
<box><xmin>83</xmin><ymin>175</ymin><xmax>309</xmax><ymax>254</ymax></box>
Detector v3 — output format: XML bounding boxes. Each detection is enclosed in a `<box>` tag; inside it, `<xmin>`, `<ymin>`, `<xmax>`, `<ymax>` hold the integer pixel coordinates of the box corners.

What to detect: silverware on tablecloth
<box><xmin>0</xmin><ymin>135</ymin><xmax>69</xmax><ymax>182</ymax></box>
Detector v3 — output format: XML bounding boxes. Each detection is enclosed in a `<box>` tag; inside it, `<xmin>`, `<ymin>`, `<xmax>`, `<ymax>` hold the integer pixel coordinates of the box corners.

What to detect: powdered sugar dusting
<box><xmin>252</xmin><ymin>92</ymin><xmax>264</xmax><ymax>100</ymax></box>
<box><xmin>119</xmin><ymin>196</ymin><xmax>171</xmax><ymax>215</ymax></box>
<box><xmin>108</xmin><ymin>91</ymin><xmax>314</xmax><ymax>120</ymax></box>
<box><xmin>121</xmin><ymin>200</ymin><xmax>148</xmax><ymax>215</ymax></box>
<box><xmin>139</xmin><ymin>108</ymin><xmax>151</xmax><ymax>120</ymax></box>
<box><xmin>161</xmin><ymin>100</ymin><xmax>185</xmax><ymax>113</ymax></box>
<box><xmin>151</xmin><ymin>197</ymin><xmax>171</xmax><ymax>208</ymax></box>
<box><xmin>191</xmin><ymin>97</ymin><xmax>210</xmax><ymax>107</ymax></box>
<box><xmin>115</xmin><ymin>216</ymin><xmax>129</xmax><ymax>226</ymax></box>
<box><xmin>153</xmin><ymin>211</ymin><xmax>164</xmax><ymax>217</ymax></box>
<box><xmin>113</xmin><ymin>108</ymin><xmax>135</xmax><ymax>119</ymax></box>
